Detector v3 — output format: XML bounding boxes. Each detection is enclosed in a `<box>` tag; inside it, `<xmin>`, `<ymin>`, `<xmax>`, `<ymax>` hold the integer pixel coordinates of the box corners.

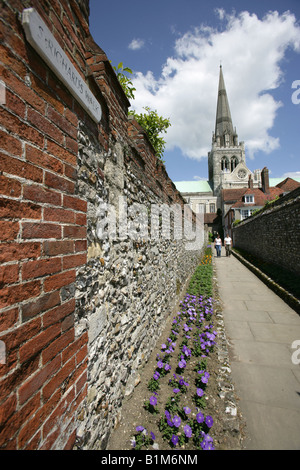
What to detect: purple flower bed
<box><xmin>131</xmin><ymin>247</ymin><xmax>216</xmax><ymax>450</ymax></box>
<box><xmin>132</xmin><ymin>286</ymin><xmax>217</xmax><ymax>450</ymax></box>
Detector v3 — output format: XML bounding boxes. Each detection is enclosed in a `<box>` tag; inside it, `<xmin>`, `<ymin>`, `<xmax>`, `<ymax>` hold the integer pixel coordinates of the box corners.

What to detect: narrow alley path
<box><xmin>214</xmin><ymin>247</ymin><xmax>300</xmax><ymax>450</ymax></box>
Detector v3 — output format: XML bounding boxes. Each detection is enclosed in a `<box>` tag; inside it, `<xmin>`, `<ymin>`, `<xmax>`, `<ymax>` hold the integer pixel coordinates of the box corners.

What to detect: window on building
<box><xmin>240</xmin><ymin>209</ymin><xmax>255</xmax><ymax>220</ymax></box>
<box><xmin>244</xmin><ymin>195</ymin><xmax>254</xmax><ymax>203</ymax></box>
<box><xmin>209</xmin><ymin>203</ymin><xmax>215</xmax><ymax>213</ymax></box>
<box><xmin>231</xmin><ymin>157</ymin><xmax>238</xmax><ymax>172</ymax></box>
<box><xmin>197</xmin><ymin>204</ymin><xmax>205</xmax><ymax>214</ymax></box>
<box><xmin>221</xmin><ymin>157</ymin><xmax>229</xmax><ymax>171</ymax></box>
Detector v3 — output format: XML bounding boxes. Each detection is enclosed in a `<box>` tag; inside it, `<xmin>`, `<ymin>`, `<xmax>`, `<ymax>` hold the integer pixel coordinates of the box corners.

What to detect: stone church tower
<box><xmin>208</xmin><ymin>66</ymin><xmax>260</xmax><ymax>199</ymax></box>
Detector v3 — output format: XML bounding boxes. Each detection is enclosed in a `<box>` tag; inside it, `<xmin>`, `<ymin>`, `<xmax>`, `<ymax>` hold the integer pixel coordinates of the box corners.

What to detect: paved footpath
<box><xmin>214</xmin><ymin>248</ymin><xmax>300</xmax><ymax>450</ymax></box>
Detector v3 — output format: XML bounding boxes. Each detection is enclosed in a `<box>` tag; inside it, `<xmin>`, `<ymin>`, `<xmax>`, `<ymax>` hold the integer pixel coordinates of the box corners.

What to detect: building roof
<box><xmin>222</xmin><ymin>188</ymin><xmax>248</xmax><ymax>203</ymax></box>
<box><xmin>174</xmin><ymin>180</ymin><xmax>213</xmax><ymax>194</ymax></box>
<box><xmin>230</xmin><ymin>187</ymin><xmax>284</xmax><ymax>209</ymax></box>
<box><xmin>204</xmin><ymin>213</ymin><xmax>220</xmax><ymax>224</ymax></box>
<box><xmin>275</xmin><ymin>177</ymin><xmax>300</xmax><ymax>192</ymax></box>
<box><xmin>174</xmin><ymin>176</ymin><xmax>300</xmax><ymax>197</ymax></box>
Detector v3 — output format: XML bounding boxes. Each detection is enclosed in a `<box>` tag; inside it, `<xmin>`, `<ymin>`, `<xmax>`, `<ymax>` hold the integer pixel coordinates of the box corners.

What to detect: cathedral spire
<box><xmin>215</xmin><ymin>66</ymin><xmax>235</xmax><ymax>146</ymax></box>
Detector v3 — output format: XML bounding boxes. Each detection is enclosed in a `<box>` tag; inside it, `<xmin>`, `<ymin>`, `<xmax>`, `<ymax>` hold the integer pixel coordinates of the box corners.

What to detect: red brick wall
<box><xmin>0</xmin><ymin>0</ymin><xmax>91</xmax><ymax>450</ymax></box>
<box><xmin>0</xmin><ymin>0</ymin><xmax>194</xmax><ymax>450</ymax></box>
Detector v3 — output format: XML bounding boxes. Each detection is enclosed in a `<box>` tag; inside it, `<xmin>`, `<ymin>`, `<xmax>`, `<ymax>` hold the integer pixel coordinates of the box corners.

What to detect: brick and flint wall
<box><xmin>233</xmin><ymin>187</ymin><xmax>300</xmax><ymax>276</ymax></box>
<box><xmin>0</xmin><ymin>0</ymin><xmax>204</xmax><ymax>449</ymax></box>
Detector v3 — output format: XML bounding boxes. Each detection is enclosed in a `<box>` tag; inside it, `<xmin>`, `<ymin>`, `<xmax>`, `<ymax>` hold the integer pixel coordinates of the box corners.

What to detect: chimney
<box><xmin>261</xmin><ymin>167</ymin><xmax>270</xmax><ymax>193</ymax></box>
<box><xmin>248</xmin><ymin>174</ymin><xmax>253</xmax><ymax>189</ymax></box>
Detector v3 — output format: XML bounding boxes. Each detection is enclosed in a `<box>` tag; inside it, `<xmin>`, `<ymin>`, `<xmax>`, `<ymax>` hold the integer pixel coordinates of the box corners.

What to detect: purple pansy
<box><xmin>173</xmin><ymin>415</ymin><xmax>181</xmax><ymax>428</ymax></box>
<box><xmin>184</xmin><ymin>425</ymin><xmax>192</xmax><ymax>438</ymax></box>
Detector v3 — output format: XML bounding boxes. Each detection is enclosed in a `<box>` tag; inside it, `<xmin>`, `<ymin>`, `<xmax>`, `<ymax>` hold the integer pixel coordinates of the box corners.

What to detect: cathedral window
<box><xmin>221</xmin><ymin>157</ymin><xmax>229</xmax><ymax>171</ymax></box>
<box><xmin>231</xmin><ymin>157</ymin><xmax>238</xmax><ymax>172</ymax></box>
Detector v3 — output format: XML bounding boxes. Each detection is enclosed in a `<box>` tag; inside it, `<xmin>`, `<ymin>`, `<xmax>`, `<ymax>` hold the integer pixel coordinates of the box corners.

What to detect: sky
<box><xmin>89</xmin><ymin>0</ymin><xmax>300</xmax><ymax>184</ymax></box>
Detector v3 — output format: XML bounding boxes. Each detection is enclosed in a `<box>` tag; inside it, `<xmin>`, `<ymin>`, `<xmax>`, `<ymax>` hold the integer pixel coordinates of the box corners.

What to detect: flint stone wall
<box><xmin>74</xmin><ymin>122</ymin><xmax>203</xmax><ymax>449</ymax></box>
<box><xmin>233</xmin><ymin>187</ymin><xmax>300</xmax><ymax>276</ymax></box>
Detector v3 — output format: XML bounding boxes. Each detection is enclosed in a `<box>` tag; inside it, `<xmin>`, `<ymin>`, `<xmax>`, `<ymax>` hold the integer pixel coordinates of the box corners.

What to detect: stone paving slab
<box><xmin>214</xmin><ymin>251</ymin><xmax>300</xmax><ymax>450</ymax></box>
<box><xmin>238</xmin><ymin>401</ymin><xmax>300</xmax><ymax>450</ymax></box>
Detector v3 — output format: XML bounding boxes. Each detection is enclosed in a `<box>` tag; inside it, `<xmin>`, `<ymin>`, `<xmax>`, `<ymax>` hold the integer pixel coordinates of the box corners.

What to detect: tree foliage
<box><xmin>129</xmin><ymin>107</ymin><xmax>171</xmax><ymax>161</ymax></box>
<box><xmin>112</xmin><ymin>62</ymin><xmax>171</xmax><ymax>161</ymax></box>
<box><xmin>112</xmin><ymin>62</ymin><xmax>136</xmax><ymax>100</ymax></box>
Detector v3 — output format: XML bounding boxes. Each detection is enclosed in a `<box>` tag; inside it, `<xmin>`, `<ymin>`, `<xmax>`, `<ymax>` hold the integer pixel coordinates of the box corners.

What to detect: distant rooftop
<box><xmin>174</xmin><ymin>180</ymin><xmax>213</xmax><ymax>193</ymax></box>
<box><xmin>174</xmin><ymin>176</ymin><xmax>300</xmax><ymax>194</ymax></box>
<box><xmin>270</xmin><ymin>177</ymin><xmax>300</xmax><ymax>186</ymax></box>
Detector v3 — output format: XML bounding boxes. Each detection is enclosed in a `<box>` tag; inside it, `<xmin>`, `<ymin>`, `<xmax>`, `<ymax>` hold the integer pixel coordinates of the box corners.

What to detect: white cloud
<box><xmin>193</xmin><ymin>175</ymin><xmax>208</xmax><ymax>181</ymax></box>
<box><xmin>130</xmin><ymin>10</ymin><xmax>300</xmax><ymax>161</ymax></box>
<box><xmin>128</xmin><ymin>38</ymin><xmax>145</xmax><ymax>50</ymax></box>
<box><xmin>282</xmin><ymin>171</ymin><xmax>300</xmax><ymax>179</ymax></box>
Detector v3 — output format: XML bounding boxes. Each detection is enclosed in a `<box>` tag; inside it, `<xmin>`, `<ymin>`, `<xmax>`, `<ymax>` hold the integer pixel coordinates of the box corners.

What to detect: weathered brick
<box><xmin>75</xmin><ymin>212</ymin><xmax>87</xmax><ymax>226</ymax></box>
<box><xmin>22</xmin><ymin>257</ymin><xmax>62</xmax><ymax>281</ymax></box>
<box><xmin>0</xmin><ymin>264</ymin><xmax>19</xmax><ymax>287</ymax></box>
<box><xmin>18</xmin><ymin>356</ymin><xmax>61</xmax><ymax>406</ymax></box>
<box><xmin>0</xmin><ymin>129</ymin><xmax>22</xmax><ymax>156</ymax></box>
<box><xmin>47</xmin><ymin>139</ymin><xmax>77</xmax><ymax>166</ymax></box>
<box><xmin>18</xmin><ymin>392</ymin><xmax>60</xmax><ymax>449</ymax></box>
<box><xmin>5</xmin><ymin>88</ymin><xmax>26</xmax><ymax>119</ymax></box>
<box><xmin>63</xmin><ymin>224</ymin><xmax>86</xmax><ymax>239</ymax></box>
<box><xmin>63</xmin><ymin>195</ymin><xmax>87</xmax><ymax>212</ymax></box>
<box><xmin>64</xmin><ymin>162</ymin><xmax>77</xmax><ymax>181</ymax></box>
<box><xmin>0</xmin><ymin>280</ymin><xmax>41</xmax><ymax>309</ymax></box>
<box><xmin>44</xmin><ymin>207</ymin><xmax>76</xmax><ymax>224</ymax></box>
<box><xmin>65</xmin><ymin>135</ymin><xmax>78</xmax><ymax>155</ymax></box>
<box><xmin>0</xmin><ymin>394</ymin><xmax>17</xmax><ymax>429</ymax></box>
<box><xmin>0</xmin><ymin>108</ymin><xmax>44</xmax><ymax>148</ymax></box>
<box><xmin>45</xmin><ymin>171</ymin><xmax>75</xmax><ymax>194</ymax></box>
<box><xmin>43</xmin><ymin>299</ymin><xmax>75</xmax><ymax>328</ymax></box>
<box><xmin>0</xmin><ymin>153</ymin><xmax>43</xmax><ymax>183</ymax></box>
<box><xmin>61</xmin><ymin>312</ymin><xmax>74</xmax><ymax>332</ymax></box>
<box><xmin>0</xmin><ymin>221</ymin><xmax>20</xmax><ymax>241</ymax></box>
<box><xmin>62</xmin><ymin>253</ymin><xmax>86</xmax><ymax>270</ymax></box>
<box><xmin>19</xmin><ymin>323</ymin><xmax>61</xmax><ymax>364</ymax></box>
<box><xmin>22</xmin><ymin>291</ymin><xmax>61</xmax><ymax>322</ymax></box>
<box><xmin>42</xmin><ymin>387</ymin><xmax>75</xmax><ymax>443</ymax></box>
<box><xmin>0</xmin><ymin>174</ymin><xmax>22</xmax><ymax>198</ymax></box>
<box><xmin>47</xmin><ymin>106</ymin><xmax>77</xmax><ymax>139</ymax></box>
<box><xmin>44</xmin><ymin>270</ymin><xmax>76</xmax><ymax>293</ymax></box>
<box><xmin>2</xmin><ymin>68</ymin><xmax>46</xmax><ymax>115</ymax></box>
<box><xmin>22</xmin><ymin>222</ymin><xmax>61</xmax><ymax>240</ymax></box>
<box><xmin>75</xmin><ymin>369</ymin><xmax>87</xmax><ymax>396</ymax></box>
<box><xmin>26</xmin><ymin>145</ymin><xmax>64</xmax><ymax>175</ymax></box>
<box><xmin>23</xmin><ymin>184</ymin><xmax>62</xmax><ymax>206</ymax></box>
<box><xmin>42</xmin><ymin>328</ymin><xmax>74</xmax><ymax>365</ymax></box>
<box><xmin>0</xmin><ymin>198</ymin><xmax>41</xmax><ymax>220</ymax></box>
<box><xmin>0</xmin><ymin>242</ymin><xmax>41</xmax><ymax>263</ymax></box>
<box><xmin>43</xmin><ymin>356</ymin><xmax>76</xmax><ymax>401</ymax></box>
<box><xmin>0</xmin><ymin>307</ymin><xmax>19</xmax><ymax>333</ymax></box>
<box><xmin>75</xmin><ymin>239</ymin><xmax>87</xmax><ymax>252</ymax></box>
<box><xmin>43</xmin><ymin>240</ymin><xmax>74</xmax><ymax>256</ymax></box>
<box><xmin>27</xmin><ymin>108</ymin><xmax>64</xmax><ymax>145</ymax></box>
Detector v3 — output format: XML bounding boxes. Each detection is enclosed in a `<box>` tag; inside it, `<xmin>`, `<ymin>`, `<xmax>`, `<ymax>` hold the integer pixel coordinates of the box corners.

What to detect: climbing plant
<box><xmin>129</xmin><ymin>107</ymin><xmax>171</xmax><ymax>162</ymax></box>
<box><xmin>112</xmin><ymin>62</ymin><xmax>136</xmax><ymax>100</ymax></box>
<box><xmin>112</xmin><ymin>62</ymin><xmax>171</xmax><ymax>162</ymax></box>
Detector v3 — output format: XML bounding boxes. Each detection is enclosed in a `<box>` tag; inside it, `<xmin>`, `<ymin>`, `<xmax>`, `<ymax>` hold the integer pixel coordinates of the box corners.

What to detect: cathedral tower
<box><xmin>208</xmin><ymin>66</ymin><xmax>248</xmax><ymax>197</ymax></box>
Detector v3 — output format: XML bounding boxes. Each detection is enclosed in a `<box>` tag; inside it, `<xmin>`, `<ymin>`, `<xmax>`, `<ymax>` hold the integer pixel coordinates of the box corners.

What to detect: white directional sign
<box><xmin>22</xmin><ymin>8</ymin><xmax>102</xmax><ymax>123</ymax></box>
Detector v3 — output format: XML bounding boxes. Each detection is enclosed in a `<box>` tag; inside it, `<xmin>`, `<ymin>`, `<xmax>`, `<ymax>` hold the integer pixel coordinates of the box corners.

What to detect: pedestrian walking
<box><xmin>214</xmin><ymin>233</ymin><xmax>222</xmax><ymax>257</ymax></box>
<box><xmin>224</xmin><ymin>233</ymin><xmax>232</xmax><ymax>257</ymax></box>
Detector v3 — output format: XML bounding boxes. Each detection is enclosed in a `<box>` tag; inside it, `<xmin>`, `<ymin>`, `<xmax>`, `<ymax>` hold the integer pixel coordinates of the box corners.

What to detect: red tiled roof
<box><xmin>204</xmin><ymin>213</ymin><xmax>219</xmax><ymax>224</ymax></box>
<box><xmin>230</xmin><ymin>187</ymin><xmax>283</xmax><ymax>208</ymax></box>
<box><xmin>275</xmin><ymin>177</ymin><xmax>300</xmax><ymax>192</ymax></box>
<box><xmin>222</xmin><ymin>188</ymin><xmax>247</xmax><ymax>203</ymax></box>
